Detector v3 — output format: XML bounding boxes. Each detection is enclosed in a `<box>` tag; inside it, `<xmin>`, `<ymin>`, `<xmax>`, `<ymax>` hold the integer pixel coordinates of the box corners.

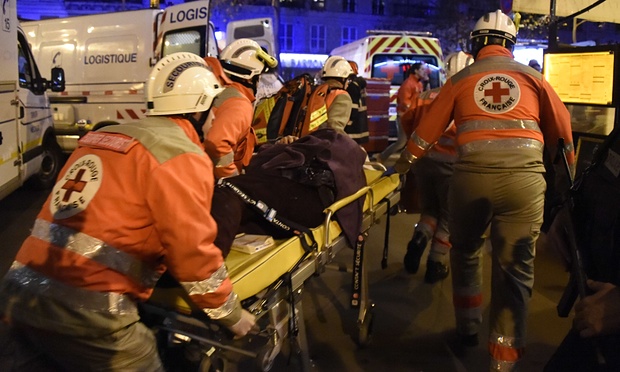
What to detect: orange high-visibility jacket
<box><xmin>204</xmin><ymin>81</ymin><xmax>257</xmax><ymax>179</ymax></box>
<box><xmin>407</xmin><ymin>45</ymin><xmax>574</xmax><ymax>169</ymax></box>
<box><xmin>401</xmin><ymin>89</ymin><xmax>457</xmax><ymax>163</ymax></box>
<box><xmin>12</xmin><ymin>117</ymin><xmax>235</xmax><ymax>317</ymax></box>
<box><xmin>397</xmin><ymin>73</ymin><xmax>424</xmax><ymax>115</ymax></box>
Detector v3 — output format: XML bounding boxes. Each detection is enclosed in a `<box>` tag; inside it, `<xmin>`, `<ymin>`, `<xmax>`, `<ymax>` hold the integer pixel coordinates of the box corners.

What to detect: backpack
<box><xmin>252</xmin><ymin>73</ymin><xmax>332</xmax><ymax>143</ymax></box>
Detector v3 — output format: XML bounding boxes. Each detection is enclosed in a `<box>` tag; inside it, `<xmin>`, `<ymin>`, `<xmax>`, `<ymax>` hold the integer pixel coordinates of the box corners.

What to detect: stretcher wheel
<box><xmin>199</xmin><ymin>354</ymin><xmax>226</xmax><ymax>372</ymax></box>
<box><xmin>255</xmin><ymin>343</ymin><xmax>277</xmax><ymax>371</ymax></box>
<box><xmin>357</xmin><ymin>302</ymin><xmax>375</xmax><ymax>347</ymax></box>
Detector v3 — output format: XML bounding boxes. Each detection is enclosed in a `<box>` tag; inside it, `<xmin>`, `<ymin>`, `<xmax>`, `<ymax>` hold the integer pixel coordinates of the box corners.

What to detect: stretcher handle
<box><xmin>322</xmin><ymin>186</ymin><xmax>371</xmax><ymax>248</ymax></box>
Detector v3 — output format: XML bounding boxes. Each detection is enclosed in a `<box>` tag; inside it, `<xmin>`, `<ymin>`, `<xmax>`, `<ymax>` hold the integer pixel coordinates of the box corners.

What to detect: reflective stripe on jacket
<box><xmin>402</xmin><ymin>88</ymin><xmax>457</xmax><ymax>163</ymax></box>
<box><xmin>7</xmin><ymin>117</ymin><xmax>235</xmax><ymax>320</ymax></box>
<box><xmin>407</xmin><ymin>45</ymin><xmax>574</xmax><ymax>171</ymax></box>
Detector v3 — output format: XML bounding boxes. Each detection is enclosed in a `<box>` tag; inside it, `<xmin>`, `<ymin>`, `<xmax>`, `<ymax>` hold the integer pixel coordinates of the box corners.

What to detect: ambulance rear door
<box><xmin>226</xmin><ymin>18</ymin><xmax>277</xmax><ymax>57</ymax></box>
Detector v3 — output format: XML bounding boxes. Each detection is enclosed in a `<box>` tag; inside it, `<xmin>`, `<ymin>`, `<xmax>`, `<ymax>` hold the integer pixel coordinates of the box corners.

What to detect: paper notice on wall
<box><xmin>544</xmin><ymin>51</ymin><xmax>615</xmax><ymax>106</ymax></box>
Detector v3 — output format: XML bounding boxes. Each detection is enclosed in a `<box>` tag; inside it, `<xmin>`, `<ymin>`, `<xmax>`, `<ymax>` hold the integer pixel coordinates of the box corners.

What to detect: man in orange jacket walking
<box><xmin>402</xmin><ymin>51</ymin><xmax>474</xmax><ymax>284</ymax></box>
<box><xmin>377</xmin><ymin>61</ymin><xmax>428</xmax><ymax>163</ymax></box>
<box><xmin>0</xmin><ymin>53</ymin><xmax>255</xmax><ymax>371</ymax></box>
<box><xmin>395</xmin><ymin>10</ymin><xmax>574</xmax><ymax>371</ymax></box>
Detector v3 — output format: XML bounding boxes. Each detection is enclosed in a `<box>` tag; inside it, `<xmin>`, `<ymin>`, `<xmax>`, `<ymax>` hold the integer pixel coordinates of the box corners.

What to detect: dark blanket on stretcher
<box><xmin>212</xmin><ymin>129</ymin><xmax>367</xmax><ymax>255</ymax></box>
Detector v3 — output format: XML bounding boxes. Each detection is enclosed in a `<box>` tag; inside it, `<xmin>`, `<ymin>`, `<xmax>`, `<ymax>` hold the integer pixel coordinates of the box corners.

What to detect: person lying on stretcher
<box><xmin>211</xmin><ymin>128</ymin><xmax>368</xmax><ymax>257</ymax></box>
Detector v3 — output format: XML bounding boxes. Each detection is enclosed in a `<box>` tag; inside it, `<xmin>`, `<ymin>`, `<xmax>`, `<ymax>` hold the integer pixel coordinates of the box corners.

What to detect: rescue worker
<box><xmin>321</xmin><ymin>55</ymin><xmax>354</xmax><ymax>133</ymax></box>
<box><xmin>345</xmin><ymin>60</ymin><xmax>370</xmax><ymax>144</ymax></box>
<box><xmin>394</xmin><ymin>10</ymin><xmax>574</xmax><ymax>371</ymax></box>
<box><xmin>277</xmin><ymin>55</ymin><xmax>354</xmax><ymax>144</ymax></box>
<box><xmin>205</xmin><ymin>38</ymin><xmax>278</xmax><ymax>178</ymax></box>
<box><xmin>403</xmin><ymin>51</ymin><xmax>474</xmax><ymax>284</ymax></box>
<box><xmin>376</xmin><ymin>61</ymin><xmax>428</xmax><ymax>163</ymax></box>
<box><xmin>0</xmin><ymin>53</ymin><xmax>256</xmax><ymax>371</ymax></box>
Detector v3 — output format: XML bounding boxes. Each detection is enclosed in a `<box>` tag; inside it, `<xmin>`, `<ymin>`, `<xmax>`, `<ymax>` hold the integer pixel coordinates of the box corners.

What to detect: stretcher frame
<box><xmin>142</xmin><ymin>165</ymin><xmax>401</xmax><ymax>371</ymax></box>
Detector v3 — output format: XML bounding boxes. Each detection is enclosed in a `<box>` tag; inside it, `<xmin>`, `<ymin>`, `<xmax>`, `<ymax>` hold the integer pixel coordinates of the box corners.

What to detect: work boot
<box><xmin>459</xmin><ymin>333</ymin><xmax>479</xmax><ymax>347</ymax></box>
<box><xmin>449</xmin><ymin>332</ymin><xmax>479</xmax><ymax>358</ymax></box>
<box><xmin>403</xmin><ymin>230</ymin><xmax>428</xmax><ymax>274</ymax></box>
<box><xmin>424</xmin><ymin>260</ymin><xmax>449</xmax><ymax>283</ymax></box>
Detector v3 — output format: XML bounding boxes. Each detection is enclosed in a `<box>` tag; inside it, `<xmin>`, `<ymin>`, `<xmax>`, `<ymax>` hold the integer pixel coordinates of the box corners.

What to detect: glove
<box><xmin>276</xmin><ymin>135</ymin><xmax>298</xmax><ymax>144</ymax></box>
<box><xmin>394</xmin><ymin>151</ymin><xmax>417</xmax><ymax>175</ymax></box>
<box><xmin>227</xmin><ymin>309</ymin><xmax>257</xmax><ymax>339</ymax></box>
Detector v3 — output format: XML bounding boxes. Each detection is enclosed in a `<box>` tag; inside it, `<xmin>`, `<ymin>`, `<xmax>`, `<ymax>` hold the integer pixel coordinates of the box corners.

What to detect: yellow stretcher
<box><xmin>142</xmin><ymin>165</ymin><xmax>401</xmax><ymax>371</ymax></box>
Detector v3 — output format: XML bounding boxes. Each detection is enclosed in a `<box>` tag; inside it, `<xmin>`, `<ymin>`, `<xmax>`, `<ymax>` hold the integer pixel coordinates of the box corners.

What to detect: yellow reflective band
<box><xmin>309</xmin><ymin>105</ymin><xmax>328</xmax><ymax>132</ymax></box>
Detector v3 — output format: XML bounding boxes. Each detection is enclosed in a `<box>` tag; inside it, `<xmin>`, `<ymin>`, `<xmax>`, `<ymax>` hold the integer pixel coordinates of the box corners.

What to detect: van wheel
<box><xmin>32</xmin><ymin>138</ymin><xmax>64</xmax><ymax>189</ymax></box>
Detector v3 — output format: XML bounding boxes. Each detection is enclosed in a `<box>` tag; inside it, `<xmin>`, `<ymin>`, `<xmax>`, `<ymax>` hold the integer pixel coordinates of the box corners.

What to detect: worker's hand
<box><xmin>574</xmin><ymin>280</ymin><xmax>620</xmax><ymax>338</ymax></box>
<box><xmin>227</xmin><ymin>309</ymin><xmax>258</xmax><ymax>339</ymax></box>
<box><xmin>394</xmin><ymin>151</ymin><xmax>417</xmax><ymax>175</ymax></box>
<box><xmin>276</xmin><ymin>135</ymin><xmax>298</xmax><ymax>144</ymax></box>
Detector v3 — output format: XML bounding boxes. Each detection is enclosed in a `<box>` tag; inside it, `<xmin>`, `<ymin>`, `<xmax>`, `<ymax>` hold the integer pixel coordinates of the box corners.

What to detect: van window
<box><xmin>233</xmin><ymin>25</ymin><xmax>265</xmax><ymax>39</ymax></box>
<box><xmin>18</xmin><ymin>44</ymin><xmax>33</xmax><ymax>87</ymax></box>
<box><xmin>162</xmin><ymin>29</ymin><xmax>203</xmax><ymax>57</ymax></box>
<box><xmin>17</xmin><ymin>32</ymin><xmax>44</xmax><ymax>94</ymax></box>
<box><xmin>371</xmin><ymin>54</ymin><xmax>441</xmax><ymax>89</ymax></box>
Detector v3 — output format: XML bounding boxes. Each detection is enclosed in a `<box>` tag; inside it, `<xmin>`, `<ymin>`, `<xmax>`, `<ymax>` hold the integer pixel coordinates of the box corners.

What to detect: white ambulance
<box><xmin>330</xmin><ymin>31</ymin><xmax>446</xmax><ymax>139</ymax></box>
<box><xmin>22</xmin><ymin>1</ymin><xmax>218</xmax><ymax>153</ymax></box>
<box><xmin>0</xmin><ymin>0</ymin><xmax>65</xmax><ymax>201</ymax></box>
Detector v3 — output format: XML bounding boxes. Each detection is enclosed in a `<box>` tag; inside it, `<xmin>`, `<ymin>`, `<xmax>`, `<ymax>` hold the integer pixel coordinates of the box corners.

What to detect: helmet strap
<box><xmin>186</xmin><ymin>109</ymin><xmax>211</xmax><ymax>142</ymax></box>
<box><xmin>230</xmin><ymin>75</ymin><xmax>257</xmax><ymax>94</ymax></box>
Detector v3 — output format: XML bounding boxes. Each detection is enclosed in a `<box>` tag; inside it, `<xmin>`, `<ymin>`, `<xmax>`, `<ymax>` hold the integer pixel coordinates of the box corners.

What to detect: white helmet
<box><xmin>219</xmin><ymin>38</ymin><xmax>278</xmax><ymax>80</ymax></box>
<box><xmin>445</xmin><ymin>51</ymin><xmax>474</xmax><ymax>79</ymax></box>
<box><xmin>321</xmin><ymin>56</ymin><xmax>355</xmax><ymax>79</ymax></box>
<box><xmin>146</xmin><ymin>52</ymin><xmax>224</xmax><ymax>116</ymax></box>
<box><xmin>470</xmin><ymin>10</ymin><xmax>517</xmax><ymax>58</ymax></box>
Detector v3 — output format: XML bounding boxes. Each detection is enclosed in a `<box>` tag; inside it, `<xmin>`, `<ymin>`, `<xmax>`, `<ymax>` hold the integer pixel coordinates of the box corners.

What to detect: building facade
<box><xmin>18</xmin><ymin>0</ymin><xmax>620</xmax><ymax>78</ymax></box>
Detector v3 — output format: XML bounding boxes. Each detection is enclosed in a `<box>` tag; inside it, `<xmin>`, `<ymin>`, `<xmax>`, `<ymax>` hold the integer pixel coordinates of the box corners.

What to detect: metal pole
<box><xmin>548</xmin><ymin>0</ymin><xmax>558</xmax><ymax>50</ymax></box>
<box><xmin>272</xmin><ymin>0</ymin><xmax>281</xmax><ymax>64</ymax></box>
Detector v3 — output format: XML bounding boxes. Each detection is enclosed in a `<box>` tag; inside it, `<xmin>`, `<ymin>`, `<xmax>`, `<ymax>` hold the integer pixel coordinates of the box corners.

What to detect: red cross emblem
<box><xmin>61</xmin><ymin>169</ymin><xmax>88</xmax><ymax>202</ymax></box>
<box><xmin>484</xmin><ymin>82</ymin><xmax>510</xmax><ymax>103</ymax></box>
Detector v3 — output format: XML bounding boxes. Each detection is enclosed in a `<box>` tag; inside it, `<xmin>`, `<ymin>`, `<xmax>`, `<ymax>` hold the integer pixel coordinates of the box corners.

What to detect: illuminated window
<box><xmin>372</xmin><ymin>0</ymin><xmax>384</xmax><ymax>15</ymax></box>
<box><xmin>310</xmin><ymin>24</ymin><xmax>326</xmax><ymax>53</ymax></box>
<box><xmin>341</xmin><ymin>27</ymin><xmax>357</xmax><ymax>45</ymax></box>
<box><xmin>311</xmin><ymin>0</ymin><xmax>325</xmax><ymax>11</ymax></box>
<box><xmin>280</xmin><ymin>23</ymin><xmax>294</xmax><ymax>52</ymax></box>
<box><xmin>162</xmin><ymin>30</ymin><xmax>202</xmax><ymax>57</ymax></box>
<box><xmin>343</xmin><ymin>0</ymin><xmax>355</xmax><ymax>12</ymax></box>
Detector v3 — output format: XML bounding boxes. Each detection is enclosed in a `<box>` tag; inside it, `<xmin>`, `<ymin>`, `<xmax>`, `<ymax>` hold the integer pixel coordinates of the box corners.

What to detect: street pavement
<box><xmin>0</xmin><ymin>182</ymin><xmax>574</xmax><ymax>371</ymax></box>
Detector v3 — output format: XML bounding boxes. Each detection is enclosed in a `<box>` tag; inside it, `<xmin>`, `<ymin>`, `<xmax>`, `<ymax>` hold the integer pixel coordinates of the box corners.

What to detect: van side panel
<box><xmin>22</xmin><ymin>9</ymin><xmax>160</xmax><ymax>152</ymax></box>
<box><xmin>1</xmin><ymin>0</ymin><xmax>21</xmax><ymax>199</ymax></box>
<box><xmin>0</xmin><ymin>82</ymin><xmax>20</xmax><ymax>200</ymax></box>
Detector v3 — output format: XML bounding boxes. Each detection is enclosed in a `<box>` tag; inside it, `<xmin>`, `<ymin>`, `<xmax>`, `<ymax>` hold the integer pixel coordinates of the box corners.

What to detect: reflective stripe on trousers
<box><xmin>448</xmin><ymin>170</ymin><xmax>544</xmax><ymax>367</ymax></box>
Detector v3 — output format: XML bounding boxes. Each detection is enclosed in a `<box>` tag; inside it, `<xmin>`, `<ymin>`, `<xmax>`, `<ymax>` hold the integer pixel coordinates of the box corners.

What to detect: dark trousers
<box><xmin>545</xmin><ymin>329</ymin><xmax>620</xmax><ymax>372</ymax></box>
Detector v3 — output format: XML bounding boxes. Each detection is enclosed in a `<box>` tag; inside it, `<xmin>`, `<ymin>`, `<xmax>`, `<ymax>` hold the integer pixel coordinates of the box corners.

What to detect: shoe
<box><xmin>459</xmin><ymin>333</ymin><xmax>479</xmax><ymax>347</ymax></box>
<box><xmin>403</xmin><ymin>231</ymin><xmax>428</xmax><ymax>274</ymax></box>
<box><xmin>424</xmin><ymin>260</ymin><xmax>449</xmax><ymax>283</ymax></box>
<box><xmin>449</xmin><ymin>332</ymin><xmax>479</xmax><ymax>358</ymax></box>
